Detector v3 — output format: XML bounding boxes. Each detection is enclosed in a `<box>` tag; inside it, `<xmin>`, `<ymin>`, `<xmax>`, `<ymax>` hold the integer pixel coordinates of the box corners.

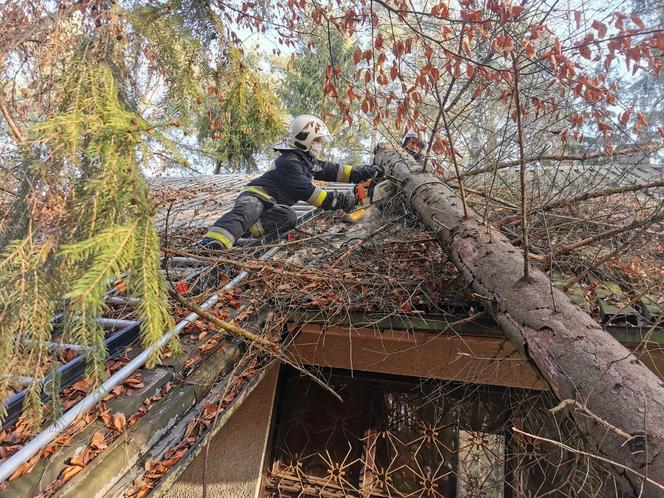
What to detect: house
<box><xmin>0</xmin><ymin>174</ymin><xmax>662</xmax><ymax>498</ymax></box>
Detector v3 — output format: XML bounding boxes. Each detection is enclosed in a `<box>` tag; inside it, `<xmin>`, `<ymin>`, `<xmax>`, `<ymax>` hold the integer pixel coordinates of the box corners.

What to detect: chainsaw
<box><xmin>344</xmin><ymin>177</ymin><xmax>392</xmax><ymax>222</ymax></box>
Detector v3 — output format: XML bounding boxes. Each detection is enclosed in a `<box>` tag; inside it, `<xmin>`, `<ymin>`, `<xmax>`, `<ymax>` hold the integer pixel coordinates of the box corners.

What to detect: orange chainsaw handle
<box><xmin>355</xmin><ymin>179</ymin><xmax>372</xmax><ymax>201</ymax></box>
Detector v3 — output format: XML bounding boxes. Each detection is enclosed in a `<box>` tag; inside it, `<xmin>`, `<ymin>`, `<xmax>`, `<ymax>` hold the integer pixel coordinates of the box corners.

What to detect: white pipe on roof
<box><xmin>0</xmin><ymin>246</ymin><xmax>280</xmax><ymax>483</ymax></box>
<box><xmin>105</xmin><ymin>296</ymin><xmax>143</xmax><ymax>306</ymax></box>
<box><xmin>98</xmin><ymin>318</ymin><xmax>139</xmax><ymax>329</ymax></box>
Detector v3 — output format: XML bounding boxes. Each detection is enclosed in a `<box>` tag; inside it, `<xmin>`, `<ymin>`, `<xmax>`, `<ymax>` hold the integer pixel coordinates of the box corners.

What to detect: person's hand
<box><xmin>361</xmin><ymin>163</ymin><xmax>384</xmax><ymax>179</ymax></box>
<box><xmin>334</xmin><ymin>191</ymin><xmax>356</xmax><ymax>212</ymax></box>
<box><xmin>351</xmin><ymin>163</ymin><xmax>384</xmax><ymax>182</ymax></box>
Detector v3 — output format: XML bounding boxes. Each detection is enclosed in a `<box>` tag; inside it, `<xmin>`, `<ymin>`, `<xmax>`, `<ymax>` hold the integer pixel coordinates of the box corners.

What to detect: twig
<box><xmin>423</xmin><ymin>106</ymin><xmax>443</xmax><ymax>172</ymax></box>
<box><xmin>444</xmin><ymin>145</ymin><xmax>662</xmax><ymax>183</ymax></box>
<box><xmin>0</xmin><ymin>1</ymin><xmax>85</xmax><ymax>57</ymax></box>
<box><xmin>330</xmin><ymin>216</ymin><xmax>406</xmax><ymax>268</ymax></box>
<box><xmin>549</xmin><ymin>399</ymin><xmax>633</xmax><ymax>440</ymax></box>
<box><xmin>562</xmin><ymin>239</ymin><xmax>633</xmax><ymax>291</ymax></box>
<box><xmin>169</xmin><ymin>289</ymin><xmax>342</xmax><ymax>401</ymax></box>
<box><xmin>441</xmin><ymin>108</ymin><xmax>468</xmax><ymax>218</ymax></box>
<box><xmin>169</xmin><ymin>289</ymin><xmax>275</xmax><ymax>347</ymax></box>
<box><xmin>496</xmin><ymin>178</ymin><xmax>664</xmax><ymax>228</ymax></box>
<box><xmin>0</xmin><ymin>96</ymin><xmax>25</xmax><ymax>144</ymax></box>
<box><xmin>541</xmin><ymin>214</ymin><xmax>663</xmax><ymax>265</ymax></box>
<box><xmin>512</xmin><ymin>427</ymin><xmax>664</xmax><ymax>492</ymax></box>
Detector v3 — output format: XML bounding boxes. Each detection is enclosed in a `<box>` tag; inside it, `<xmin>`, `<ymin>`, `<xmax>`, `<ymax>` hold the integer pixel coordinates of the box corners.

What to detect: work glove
<box><xmin>350</xmin><ymin>163</ymin><xmax>384</xmax><ymax>183</ymax></box>
<box><xmin>331</xmin><ymin>191</ymin><xmax>356</xmax><ymax>212</ymax></box>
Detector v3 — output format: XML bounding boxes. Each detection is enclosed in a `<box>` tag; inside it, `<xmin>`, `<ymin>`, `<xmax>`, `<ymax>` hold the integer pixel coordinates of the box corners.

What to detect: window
<box><xmin>263</xmin><ymin>369</ymin><xmax>511</xmax><ymax>498</ymax></box>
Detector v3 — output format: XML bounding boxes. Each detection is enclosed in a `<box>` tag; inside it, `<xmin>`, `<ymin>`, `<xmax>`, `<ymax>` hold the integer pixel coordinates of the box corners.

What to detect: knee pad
<box><xmin>248</xmin><ymin>220</ymin><xmax>265</xmax><ymax>237</ymax></box>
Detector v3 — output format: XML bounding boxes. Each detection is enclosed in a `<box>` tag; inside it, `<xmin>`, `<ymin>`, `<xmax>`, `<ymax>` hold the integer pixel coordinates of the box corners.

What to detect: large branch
<box><xmin>443</xmin><ymin>145</ymin><xmax>662</xmax><ymax>183</ymax></box>
<box><xmin>540</xmin><ymin>213</ymin><xmax>664</xmax><ymax>265</ymax></box>
<box><xmin>496</xmin><ymin>177</ymin><xmax>664</xmax><ymax>227</ymax></box>
<box><xmin>375</xmin><ymin>144</ymin><xmax>664</xmax><ymax>497</ymax></box>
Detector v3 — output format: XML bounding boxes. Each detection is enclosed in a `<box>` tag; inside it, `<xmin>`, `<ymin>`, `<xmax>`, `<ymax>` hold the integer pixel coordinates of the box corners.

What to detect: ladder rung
<box><xmin>98</xmin><ymin>318</ymin><xmax>139</xmax><ymax>330</ymax></box>
<box><xmin>168</xmin><ymin>256</ymin><xmax>208</xmax><ymax>267</ymax></box>
<box><xmin>105</xmin><ymin>296</ymin><xmax>143</xmax><ymax>306</ymax></box>
<box><xmin>22</xmin><ymin>339</ymin><xmax>90</xmax><ymax>353</ymax></box>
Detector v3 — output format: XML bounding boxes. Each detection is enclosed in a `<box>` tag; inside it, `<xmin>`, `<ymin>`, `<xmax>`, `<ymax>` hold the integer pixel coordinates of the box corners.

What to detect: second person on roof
<box><xmin>198</xmin><ymin>114</ymin><xmax>382</xmax><ymax>250</ymax></box>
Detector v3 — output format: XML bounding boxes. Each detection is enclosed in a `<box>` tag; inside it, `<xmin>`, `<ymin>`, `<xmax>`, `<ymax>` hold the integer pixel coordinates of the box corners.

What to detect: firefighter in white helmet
<box><xmin>402</xmin><ymin>129</ymin><xmax>424</xmax><ymax>162</ymax></box>
<box><xmin>199</xmin><ymin>114</ymin><xmax>382</xmax><ymax>250</ymax></box>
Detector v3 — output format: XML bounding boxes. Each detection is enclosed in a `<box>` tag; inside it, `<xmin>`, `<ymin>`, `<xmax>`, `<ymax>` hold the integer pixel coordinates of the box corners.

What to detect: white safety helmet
<box><xmin>286</xmin><ymin>114</ymin><xmax>332</xmax><ymax>156</ymax></box>
<box><xmin>402</xmin><ymin>129</ymin><xmax>421</xmax><ymax>146</ymax></box>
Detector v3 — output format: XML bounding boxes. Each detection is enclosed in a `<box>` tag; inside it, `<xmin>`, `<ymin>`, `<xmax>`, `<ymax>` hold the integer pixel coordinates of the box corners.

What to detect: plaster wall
<box><xmin>165</xmin><ymin>365</ymin><xmax>279</xmax><ymax>498</ymax></box>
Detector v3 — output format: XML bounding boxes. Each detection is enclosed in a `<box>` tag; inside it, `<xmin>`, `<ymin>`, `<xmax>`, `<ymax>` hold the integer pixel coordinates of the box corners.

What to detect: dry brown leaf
<box><xmin>181</xmin><ymin>356</ymin><xmax>201</xmax><ymax>370</ymax></box>
<box><xmin>123</xmin><ymin>377</ymin><xmax>145</xmax><ymax>389</ymax></box>
<box><xmin>115</xmin><ymin>279</ymin><xmax>127</xmax><ymax>293</ymax></box>
<box><xmin>103</xmin><ymin>384</ymin><xmax>125</xmax><ymax>401</ymax></box>
<box><xmin>112</xmin><ymin>412</ymin><xmax>127</xmax><ymax>433</ymax></box>
<box><xmin>69</xmin><ymin>447</ymin><xmax>92</xmax><ymax>467</ymax></box>
<box><xmin>201</xmin><ymin>403</ymin><xmax>218</xmax><ymax>420</ymax></box>
<box><xmin>14</xmin><ymin>416</ymin><xmax>34</xmax><ymax>440</ymax></box>
<box><xmin>143</xmin><ymin>460</ymin><xmax>169</xmax><ymax>479</ymax></box>
<box><xmin>0</xmin><ymin>445</ymin><xmax>21</xmax><ymax>459</ymax></box>
<box><xmin>69</xmin><ymin>380</ymin><xmax>88</xmax><ymax>393</ymax></box>
<box><xmin>197</xmin><ymin>339</ymin><xmax>217</xmax><ymax>354</ymax></box>
<box><xmin>9</xmin><ymin>454</ymin><xmax>40</xmax><ymax>480</ymax></box>
<box><xmin>42</xmin><ymin>433</ymin><xmax>72</xmax><ymax>457</ymax></box>
<box><xmin>63</xmin><ymin>394</ymin><xmax>84</xmax><ymax>410</ymax></box>
<box><xmin>162</xmin><ymin>447</ymin><xmax>187</xmax><ymax>468</ymax></box>
<box><xmin>183</xmin><ymin>419</ymin><xmax>198</xmax><ymax>439</ymax></box>
<box><xmin>61</xmin><ymin>464</ymin><xmax>84</xmax><ymax>481</ymax></box>
<box><xmin>125</xmin><ymin>479</ymin><xmax>152</xmax><ymax>498</ymax></box>
<box><xmin>90</xmin><ymin>431</ymin><xmax>107</xmax><ymax>451</ymax></box>
<box><xmin>62</xmin><ymin>348</ymin><xmax>79</xmax><ymax>362</ymax></box>
<box><xmin>98</xmin><ymin>408</ymin><xmax>112</xmax><ymax>426</ymax></box>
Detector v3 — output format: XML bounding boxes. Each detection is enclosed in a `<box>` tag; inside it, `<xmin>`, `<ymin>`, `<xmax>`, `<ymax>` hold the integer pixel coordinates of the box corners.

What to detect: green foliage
<box><xmin>128</xmin><ymin>4</ymin><xmax>208</xmax><ymax>122</ymax></box>
<box><xmin>0</xmin><ymin>53</ymin><xmax>177</xmax><ymax>426</ymax></box>
<box><xmin>0</xmin><ymin>236</ymin><xmax>56</xmax><ymax>425</ymax></box>
<box><xmin>200</xmin><ymin>49</ymin><xmax>285</xmax><ymax>173</ymax></box>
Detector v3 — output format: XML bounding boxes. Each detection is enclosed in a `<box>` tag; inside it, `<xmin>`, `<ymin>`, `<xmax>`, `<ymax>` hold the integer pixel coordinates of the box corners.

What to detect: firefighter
<box><xmin>402</xmin><ymin>129</ymin><xmax>424</xmax><ymax>162</ymax></box>
<box><xmin>198</xmin><ymin>114</ymin><xmax>382</xmax><ymax>250</ymax></box>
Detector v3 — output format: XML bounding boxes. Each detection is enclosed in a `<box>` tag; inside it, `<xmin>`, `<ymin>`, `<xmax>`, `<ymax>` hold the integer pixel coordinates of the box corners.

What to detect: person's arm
<box><xmin>311</xmin><ymin>159</ymin><xmax>356</xmax><ymax>183</ymax></box>
<box><xmin>277</xmin><ymin>159</ymin><xmax>356</xmax><ymax>211</ymax></box>
<box><xmin>312</xmin><ymin>158</ymin><xmax>383</xmax><ymax>184</ymax></box>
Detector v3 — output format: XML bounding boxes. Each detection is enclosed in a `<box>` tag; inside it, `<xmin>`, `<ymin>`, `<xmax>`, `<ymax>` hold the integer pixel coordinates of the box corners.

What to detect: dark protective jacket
<box><xmin>245</xmin><ymin>149</ymin><xmax>366</xmax><ymax>209</ymax></box>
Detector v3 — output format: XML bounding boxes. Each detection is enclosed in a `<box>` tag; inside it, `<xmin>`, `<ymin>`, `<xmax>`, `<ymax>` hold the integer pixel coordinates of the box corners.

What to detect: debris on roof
<box><xmin>1</xmin><ymin>174</ymin><xmax>662</xmax><ymax>498</ymax></box>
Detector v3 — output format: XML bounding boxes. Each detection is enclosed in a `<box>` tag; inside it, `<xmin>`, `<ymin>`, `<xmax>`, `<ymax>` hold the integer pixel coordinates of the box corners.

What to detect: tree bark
<box><xmin>374</xmin><ymin>144</ymin><xmax>664</xmax><ymax>497</ymax></box>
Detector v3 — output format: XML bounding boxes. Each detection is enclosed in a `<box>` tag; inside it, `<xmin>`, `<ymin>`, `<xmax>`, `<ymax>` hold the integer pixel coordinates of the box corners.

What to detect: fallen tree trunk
<box><xmin>375</xmin><ymin>144</ymin><xmax>664</xmax><ymax>496</ymax></box>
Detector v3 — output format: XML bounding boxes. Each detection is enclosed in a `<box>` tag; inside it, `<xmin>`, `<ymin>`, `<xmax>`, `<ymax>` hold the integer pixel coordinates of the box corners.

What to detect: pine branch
<box><xmin>443</xmin><ymin>145</ymin><xmax>663</xmax><ymax>183</ymax></box>
<box><xmin>540</xmin><ymin>213</ymin><xmax>664</xmax><ymax>265</ymax></box>
<box><xmin>496</xmin><ymin>178</ymin><xmax>664</xmax><ymax>227</ymax></box>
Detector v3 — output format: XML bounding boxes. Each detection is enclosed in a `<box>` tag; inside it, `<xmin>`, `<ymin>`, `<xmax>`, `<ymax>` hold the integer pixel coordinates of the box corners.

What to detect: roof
<box><xmin>1</xmin><ymin>173</ymin><xmax>662</xmax><ymax>497</ymax></box>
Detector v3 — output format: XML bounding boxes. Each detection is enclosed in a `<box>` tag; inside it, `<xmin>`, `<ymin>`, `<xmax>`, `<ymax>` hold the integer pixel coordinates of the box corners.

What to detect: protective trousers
<box><xmin>206</xmin><ymin>194</ymin><xmax>297</xmax><ymax>249</ymax></box>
